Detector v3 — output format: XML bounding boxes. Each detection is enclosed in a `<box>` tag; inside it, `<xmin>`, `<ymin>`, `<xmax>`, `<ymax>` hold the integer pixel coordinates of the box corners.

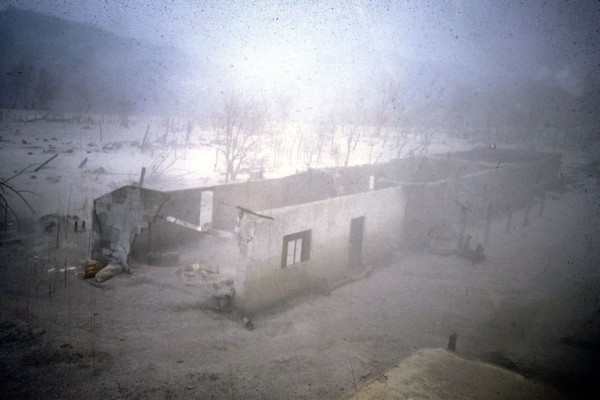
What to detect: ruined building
<box><xmin>91</xmin><ymin>148</ymin><xmax>561</xmax><ymax>312</ymax></box>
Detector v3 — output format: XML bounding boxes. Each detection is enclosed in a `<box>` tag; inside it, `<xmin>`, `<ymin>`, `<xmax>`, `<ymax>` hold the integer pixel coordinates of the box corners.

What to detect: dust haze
<box><xmin>0</xmin><ymin>1</ymin><xmax>598</xmax><ymax>399</ymax></box>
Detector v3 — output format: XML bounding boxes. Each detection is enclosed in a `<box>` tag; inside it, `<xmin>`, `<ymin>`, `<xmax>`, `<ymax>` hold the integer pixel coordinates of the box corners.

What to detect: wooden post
<box><xmin>141</xmin><ymin>123</ymin><xmax>150</xmax><ymax>152</ymax></box>
<box><xmin>484</xmin><ymin>203</ymin><xmax>492</xmax><ymax>245</ymax></box>
<box><xmin>139</xmin><ymin>167</ymin><xmax>146</xmax><ymax>187</ymax></box>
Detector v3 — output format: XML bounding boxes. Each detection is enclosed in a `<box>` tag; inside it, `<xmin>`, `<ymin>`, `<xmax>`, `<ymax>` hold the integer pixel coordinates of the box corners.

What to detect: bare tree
<box><xmin>73</xmin><ymin>79</ymin><xmax>95</xmax><ymax>122</ymax></box>
<box><xmin>212</xmin><ymin>90</ymin><xmax>266</xmax><ymax>183</ymax></box>
<box><xmin>342</xmin><ymin>124</ymin><xmax>361</xmax><ymax>167</ymax></box>
<box><xmin>339</xmin><ymin>94</ymin><xmax>366</xmax><ymax>167</ymax></box>
<box><xmin>370</xmin><ymin>77</ymin><xmax>401</xmax><ymax>137</ymax></box>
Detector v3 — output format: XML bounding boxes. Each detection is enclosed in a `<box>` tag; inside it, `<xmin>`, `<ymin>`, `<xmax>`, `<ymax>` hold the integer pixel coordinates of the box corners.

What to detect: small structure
<box><xmin>91</xmin><ymin>148</ymin><xmax>561</xmax><ymax>312</ymax></box>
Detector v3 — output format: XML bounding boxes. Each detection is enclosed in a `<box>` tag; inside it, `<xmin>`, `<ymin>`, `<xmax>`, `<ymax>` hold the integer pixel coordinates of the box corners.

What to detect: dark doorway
<box><xmin>348</xmin><ymin>216</ymin><xmax>365</xmax><ymax>271</ymax></box>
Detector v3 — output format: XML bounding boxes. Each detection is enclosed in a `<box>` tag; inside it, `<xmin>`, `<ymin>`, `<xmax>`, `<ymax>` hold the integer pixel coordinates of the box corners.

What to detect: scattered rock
<box><xmin>184</xmin><ymin>270</ymin><xmax>196</xmax><ymax>278</ymax></box>
<box><xmin>201</xmin><ymin>263</ymin><xmax>219</xmax><ymax>274</ymax></box>
<box><xmin>83</xmin><ymin>260</ymin><xmax>105</xmax><ymax>279</ymax></box>
<box><xmin>241</xmin><ymin>316</ymin><xmax>254</xmax><ymax>331</ymax></box>
<box><xmin>95</xmin><ymin>262</ymin><xmax>123</xmax><ymax>282</ymax></box>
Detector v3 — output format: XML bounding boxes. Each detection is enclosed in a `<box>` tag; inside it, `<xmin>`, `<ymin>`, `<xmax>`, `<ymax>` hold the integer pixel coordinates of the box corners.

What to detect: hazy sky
<box><xmin>2</xmin><ymin>0</ymin><xmax>598</xmax><ymax>105</ymax></box>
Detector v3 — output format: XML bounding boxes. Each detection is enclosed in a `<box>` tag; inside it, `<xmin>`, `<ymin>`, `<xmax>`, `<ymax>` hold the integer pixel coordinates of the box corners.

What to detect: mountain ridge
<box><xmin>0</xmin><ymin>6</ymin><xmax>205</xmax><ymax>114</ymax></box>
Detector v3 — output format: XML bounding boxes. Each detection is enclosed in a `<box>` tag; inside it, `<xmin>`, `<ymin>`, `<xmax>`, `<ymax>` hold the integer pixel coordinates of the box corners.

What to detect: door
<box><xmin>348</xmin><ymin>216</ymin><xmax>365</xmax><ymax>271</ymax></box>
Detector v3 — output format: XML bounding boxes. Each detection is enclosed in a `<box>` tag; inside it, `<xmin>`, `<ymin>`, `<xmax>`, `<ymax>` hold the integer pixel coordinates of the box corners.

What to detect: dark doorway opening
<box><xmin>348</xmin><ymin>216</ymin><xmax>365</xmax><ymax>272</ymax></box>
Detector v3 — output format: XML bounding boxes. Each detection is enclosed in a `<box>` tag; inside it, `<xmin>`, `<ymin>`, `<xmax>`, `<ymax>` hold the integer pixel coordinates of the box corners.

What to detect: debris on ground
<box><xmin>241</xmin><ymin>316</ymin><xmax>254</xmax><ymax>331</ymax></box>
<box><xmin>457</xmin><ymin>234</ymin><xmax>486</xmax><ymax>264</ymax></box>
<box><xmin>95</xmin><ymin>261</ymin><xmax>123</xmax><ymax>282</ymax></box>
<box><xmin>213</xmin><ymin>286</ymin><xmax>235</xmax><ymax>309</ymax></box>
<box><xmin>197</xmin><ymin>262</ymin><xmax>219</xmax><ymax>274</ymax></box>
<box><xmin>83</xmin><ymin>260</ymin><xmax>105</xmax><ymax>279</ymax></box>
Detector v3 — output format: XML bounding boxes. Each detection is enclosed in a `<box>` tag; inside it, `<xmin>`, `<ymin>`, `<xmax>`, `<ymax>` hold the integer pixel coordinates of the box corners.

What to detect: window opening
<box><xmin>282</xmin><ymin>230</ymin><xmax>311</xmax><ymax>268</ymax></box>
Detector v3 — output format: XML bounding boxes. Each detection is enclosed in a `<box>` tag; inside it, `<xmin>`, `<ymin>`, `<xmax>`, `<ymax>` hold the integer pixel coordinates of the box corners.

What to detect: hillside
<box><xmin>0</xmin><ymin>7</ymin><xmax>207</xmax><ymax>114</ymax></box>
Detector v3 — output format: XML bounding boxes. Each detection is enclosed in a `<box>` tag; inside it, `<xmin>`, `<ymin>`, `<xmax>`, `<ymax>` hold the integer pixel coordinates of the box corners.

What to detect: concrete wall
<box><xmin>129</xmin><ymin>188</ymin><xmax>204</xmax><ymax>258</ymax></box>
<box><xmin>91</xmin><ymin>186</ymin><xmax>170</xmax><ymax>265</ymax></box>
<box><xmin>211</xmin><ymin>170</ymin><xmax>335</xmax><ymax>231</ymax></box>
<box><xmin>92</xmin><ymin>186</ymin><xmax>203</xmax><ymax>265</ymax></box>
<box><xmin>382</xmin><ymin>156</ymin><xmax>488</xmax><ymax>183</ymax></box>
<box><xmin>234</xmin><ymin>186</ymin><xmax>406</xmax><ymax>312</ymax></box>
<box><xmin>210</xmin><ymin>163</ymin><xmax>405</xmax><ymax>231</ymax></box>
<box><xmin>400</xmin><ymin>152</ymin><xmax>561</xmax><ymax>249</ymax></box>
<box><xmin>163</xmin><ymin>187</ymin><xmax>203</xmax><ymax>223</ymax></box>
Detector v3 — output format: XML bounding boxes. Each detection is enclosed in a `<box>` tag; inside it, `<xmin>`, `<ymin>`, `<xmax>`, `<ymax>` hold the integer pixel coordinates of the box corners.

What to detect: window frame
<box><xmin>281</xmin><ymin>230</ymin><xmax>311</xmax><ymax>268</ymax></box>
